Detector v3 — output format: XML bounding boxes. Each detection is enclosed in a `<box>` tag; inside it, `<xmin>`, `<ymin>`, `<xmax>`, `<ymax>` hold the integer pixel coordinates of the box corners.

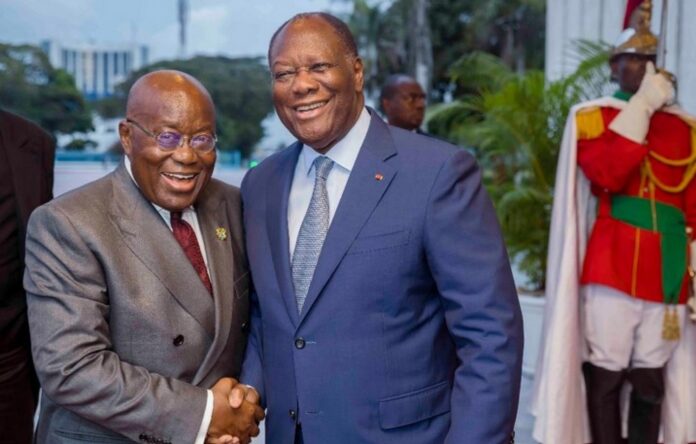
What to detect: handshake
<box><xmin>206</xmin><ymin>377</ymin><xmax>265</xmax><ymax>444</ymax></box>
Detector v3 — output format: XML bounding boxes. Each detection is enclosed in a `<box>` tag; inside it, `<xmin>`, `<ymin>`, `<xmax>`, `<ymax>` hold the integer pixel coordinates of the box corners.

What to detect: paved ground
<box><xmin>515</xmin><ymin>374</ymin><xmax>538</xmax><ymax>444</ymax></box>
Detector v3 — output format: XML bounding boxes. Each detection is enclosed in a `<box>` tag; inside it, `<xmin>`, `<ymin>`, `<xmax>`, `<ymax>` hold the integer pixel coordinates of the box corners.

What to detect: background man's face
<box><xmin>382</xmin><ymin>81</ymin><xmax>426</xmax><ymax>131</ymax></box>
<box><xmin>120</xmin><ymin>84</ymin><xmax>217</xmax><ymax>211</ymax></box>
<box><xmin>269</xmin><ymin>18</ymin><xmax>364</xmax><ymax>152</ymax></box>
<box><xmin>611</xmin><ymin>53</ymin><xmax>656</xmax><ymax>94</ymax></box>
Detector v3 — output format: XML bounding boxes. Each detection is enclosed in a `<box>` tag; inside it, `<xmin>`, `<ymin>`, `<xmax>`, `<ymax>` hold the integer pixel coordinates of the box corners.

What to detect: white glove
<box><xmin>609</xmin><ymin>62</ymin><xmax>675</xmax><ymax>144</ymax></box>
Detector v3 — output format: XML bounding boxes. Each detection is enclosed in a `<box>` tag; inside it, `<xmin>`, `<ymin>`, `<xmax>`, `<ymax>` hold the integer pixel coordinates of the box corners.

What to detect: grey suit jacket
<box><xmin>24</xmin><ymin>163</ymin><xmax>250</xmax><ymax>444</ymax></box>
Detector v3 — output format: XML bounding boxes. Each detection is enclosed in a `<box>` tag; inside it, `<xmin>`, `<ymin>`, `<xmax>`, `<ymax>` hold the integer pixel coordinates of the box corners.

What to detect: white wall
<box><xmin>546</xmin><ymin>0</ymin><xmax>696</xmax><ymax>113</ymax></box>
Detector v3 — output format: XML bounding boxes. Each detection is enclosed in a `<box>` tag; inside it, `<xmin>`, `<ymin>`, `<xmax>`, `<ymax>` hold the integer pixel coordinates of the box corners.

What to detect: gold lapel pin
<box><xmin>375</xmin><ymin>173</ymin><xmax>384</xmax><ymax>181</ymax></box>
<box><xmin>215</xmin><ymin>227</ymin><xmax>228</xmax><ymax>241</ymax></box>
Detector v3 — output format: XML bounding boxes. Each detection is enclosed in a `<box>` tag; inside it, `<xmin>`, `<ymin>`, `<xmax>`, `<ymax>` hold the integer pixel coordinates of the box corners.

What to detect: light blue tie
<box><xmin>292</xmin><ymin>156</ymin><xmax>334</xmax><ymax>313</ymax></box>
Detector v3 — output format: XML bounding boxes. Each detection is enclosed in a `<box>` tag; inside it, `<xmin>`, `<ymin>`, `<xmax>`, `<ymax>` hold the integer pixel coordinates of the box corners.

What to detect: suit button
<box><xmin>294</xmin><ymin>338</ymin><xmax>305</xmax><ymax>349</ymax></box>
<box><xmin>173</xmin><ymin>335</ymin><xmax>184</xmax><ymax>346</ymax></box>
<box><xmin>289</xmin><ymin>409</ymin><xmax>296</xmax><ymax>420</ymax></box>
<box><xmin>241</xmin><ymin>321</ymin><xmax>249</xmax><ymax>332</ymax></box>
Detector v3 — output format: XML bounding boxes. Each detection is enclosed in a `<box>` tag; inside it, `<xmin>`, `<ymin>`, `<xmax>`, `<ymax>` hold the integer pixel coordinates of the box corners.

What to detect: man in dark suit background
<box><xmin>380</xmin><ymin>74</ymin><xmax>427</xmax><ymax>133</ymax></box>
<box><xmin>0</xmin><ymin>109</ymin><xmax>55</xmax><ymax>443</ymax></box>
<box><xmin>240</xmin><ymin>13</ymin><xmax>523</xmax><ymax>444</ymax></box>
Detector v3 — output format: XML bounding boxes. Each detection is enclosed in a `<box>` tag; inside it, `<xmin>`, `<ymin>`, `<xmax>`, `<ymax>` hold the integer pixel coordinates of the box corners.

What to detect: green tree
<box><xmin>428</xmin><ymin>42</ymin><xmax>610</xmax><ymax>289</ymax></box>
<box><xmin>0</xmin><ymin>43</ymin><xmax>92</xmax><ymax>134</ymax></box>
<box><xmin>104</xmin><ymin>56</ymin><xmax>273</xmax><ymax>159</ymax></box>
<box><xmin>429</xmin><ymin>0</ymin><xmax>545</xmax><ymax>96</ymax></box>
<box><xmin>335</xmin><ymin>0</ymin><xmax>545</xmax><ymax>100</ymax></box>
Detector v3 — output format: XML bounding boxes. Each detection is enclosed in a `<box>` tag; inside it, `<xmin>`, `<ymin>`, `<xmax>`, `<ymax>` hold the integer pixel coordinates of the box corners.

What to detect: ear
<box><xmin>353</xmin><ymin>57</ymin><xmax>364</xmax><ymax>93</ymax></box>
<box><xmin>118</xmin><ymin>120</ymin><xmax>133</xmax><ymax>158</ymax></box>
<box><xmin>609</xmin><ymin>59</ymin><xmax>619</xmax><ymax>83</ymax></box>
<box><xmin>381</xmin><ymin>97</ymin><xmax>392</xmax><ymax>115</ymax></box>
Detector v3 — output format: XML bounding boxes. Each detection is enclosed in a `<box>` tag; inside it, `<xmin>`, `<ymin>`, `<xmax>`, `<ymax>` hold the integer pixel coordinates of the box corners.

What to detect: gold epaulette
<box><xmin>576</xmin><ymin>107</ymin><xmax>604</xmax><ymax>140</ymax></box>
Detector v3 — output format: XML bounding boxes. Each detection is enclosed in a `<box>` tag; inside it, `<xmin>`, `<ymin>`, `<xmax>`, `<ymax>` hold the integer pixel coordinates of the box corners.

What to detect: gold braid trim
<box><xmin>646</xmin><ymin>128</ymin><xmax>696</xmax><ymax>166</ymax></box>
<box><xmin>644</xmin><ymin>158</ymin><xmax>696</xmax><ymax>193</ymax></box>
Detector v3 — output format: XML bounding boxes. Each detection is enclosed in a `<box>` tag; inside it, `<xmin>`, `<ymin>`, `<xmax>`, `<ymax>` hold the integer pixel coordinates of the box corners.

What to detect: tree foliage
<box><xmin>428</xmin><ymin>42</ymin><xmax>611</xmax><ymax>289</ymax></box>
<box><xmin>335</xmin><ymin>0</ymin><xmax>545</xmax><ymax>99</ymax></box>
<box><xmin>0</xmin><ymin>43</ymin><xmax>93</xmax><ymax>134</ymax></box>
<box><xmin>99</xmin><ymin>56</ymin><xmax>273</xmax><ymax>159</ymax></box>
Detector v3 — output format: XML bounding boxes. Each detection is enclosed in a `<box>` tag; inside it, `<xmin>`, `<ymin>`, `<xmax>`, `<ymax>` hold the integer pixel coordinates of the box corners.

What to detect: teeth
<box><xmin>297</xmin><ymin>101</ymin><xmax>326</xmax><ymax>112</ymax></box>
<box><xmin>164</xmin><ymin>173</ymin><xmax>195</xmax><ymax>180</ymax></box>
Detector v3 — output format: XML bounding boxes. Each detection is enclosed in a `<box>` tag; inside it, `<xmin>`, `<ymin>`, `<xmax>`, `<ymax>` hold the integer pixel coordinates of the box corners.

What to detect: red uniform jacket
<box><xmin>577</xmin><ymin>104</ymin><xmax>696</xmax><ymax>304</ymax></box>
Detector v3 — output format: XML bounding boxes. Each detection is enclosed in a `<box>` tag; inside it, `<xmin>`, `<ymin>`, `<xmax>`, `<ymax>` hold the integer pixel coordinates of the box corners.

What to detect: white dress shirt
<box><xmin>288</xmin><ymin>107</ymin><xmax>371</xmax><ymax>257</ymax></box>
<box><xmin>124</xmin><ymin>157</ymin><xmax>213</xmax><ymax>444</ymax></box>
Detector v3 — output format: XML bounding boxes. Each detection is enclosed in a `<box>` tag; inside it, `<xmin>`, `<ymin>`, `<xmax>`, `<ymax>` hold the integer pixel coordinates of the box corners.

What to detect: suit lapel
<box><xmin>298</xmin><ymin>112</ymin><xmax>398</xmax><ymax>324</ymax></box>
<box><xmin>193</xmin><ymin>189</ymin><xmax>236</xmax><ymax>384</ymax></box>
<box><xmin>267</xmin><ymin>143</ymin><xmax>302</xmax><ymax>326</ymax></box>
<box><xmin>109</xmin><ymin>164</ymin><xmax>215</xmax><ymax>337</ymax></box>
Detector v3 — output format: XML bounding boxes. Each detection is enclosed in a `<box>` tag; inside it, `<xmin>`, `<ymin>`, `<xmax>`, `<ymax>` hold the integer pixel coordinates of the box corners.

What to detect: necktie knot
<box><xmin>314</xmin><ymin>156</ymin><xmax>334</xmax><ymax>181</ymax></box>
<box><xmin>170</xmin><ymin>211</ymin><xmax>183</xmax><ymax>223</ymax></box>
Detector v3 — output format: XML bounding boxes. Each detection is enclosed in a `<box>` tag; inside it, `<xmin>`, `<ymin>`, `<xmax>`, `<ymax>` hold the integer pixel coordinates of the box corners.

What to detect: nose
<box><xmin>170</xmin><ymin>141</ymin><xmax>198</xmax><ymax>164</ymax></box>
<box><xmin>291</xmin><ymin>69</ymin><xmax>319</xmax><ymax>95</ymax></box>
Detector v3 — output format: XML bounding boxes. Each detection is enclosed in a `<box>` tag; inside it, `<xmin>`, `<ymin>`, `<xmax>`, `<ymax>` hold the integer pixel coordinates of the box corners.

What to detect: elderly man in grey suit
<box><xmin>24</xmin><ymin>70</ymin><xmax>263</xmax><ymax>444</ymax></box>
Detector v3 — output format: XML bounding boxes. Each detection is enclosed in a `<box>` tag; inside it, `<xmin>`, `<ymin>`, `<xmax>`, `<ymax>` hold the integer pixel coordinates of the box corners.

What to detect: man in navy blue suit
<box><xmin>240</xmin><ymin>12</ymin><xmax>523</xmax><ymax>444</ymax></box>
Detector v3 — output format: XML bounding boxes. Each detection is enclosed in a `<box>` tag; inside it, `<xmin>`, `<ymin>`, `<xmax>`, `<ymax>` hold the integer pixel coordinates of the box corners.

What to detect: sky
<box><xmin>0</xmin><ymin>0</ymin><xmax>360</xmax><ymax>151</ymax></box>
<box><xmin>0</xmin><ymin>0</ymin><xmax>350</xmax><ymax>62</ymax></box>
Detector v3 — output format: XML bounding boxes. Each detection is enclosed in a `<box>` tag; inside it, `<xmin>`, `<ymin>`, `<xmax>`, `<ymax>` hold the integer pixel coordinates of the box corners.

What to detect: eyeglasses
<box><xmin>126</xmin><ymin>118</ymin><xmax>217</xmax><ymax>153</ymax></box>
<box><xmin>272</xmin><ymin>62</ymin><xmax>337</xmax><ymax>82</ymax></box>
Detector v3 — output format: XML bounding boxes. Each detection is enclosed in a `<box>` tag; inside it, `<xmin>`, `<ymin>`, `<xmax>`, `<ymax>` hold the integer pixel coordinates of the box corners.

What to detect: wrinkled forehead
<box><xmin>270</xmin><ymin>19</ymin><xmax>348</xmax><ymax>64</ymax></box>
<box><xmin>129</xmin><ymin>86</ymin><xmax>214</xmax><ymax>126</ymax></box>
<box><xmin>397</xmin><ymin>81</ymin><xmax>424</xmax><ymax>93</ymax></box>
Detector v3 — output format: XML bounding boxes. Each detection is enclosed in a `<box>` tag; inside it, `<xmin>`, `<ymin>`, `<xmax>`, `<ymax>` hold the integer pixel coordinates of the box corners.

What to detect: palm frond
<box><xmin>428</xmin><ymin>42</ymin><xmax>609</xmax><ymax>289</ymax></box>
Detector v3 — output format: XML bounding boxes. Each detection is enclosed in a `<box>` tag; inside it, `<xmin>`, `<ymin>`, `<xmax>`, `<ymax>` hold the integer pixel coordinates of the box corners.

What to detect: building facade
<box><xmin>546</xmin><ymin>0</ymin><xmax>696</xmax><ymax>113</ymax></box>
<box><xmin>41</xmin><ymin>40</ymin><xmax>148</xmax><ymax>100</ymax></box>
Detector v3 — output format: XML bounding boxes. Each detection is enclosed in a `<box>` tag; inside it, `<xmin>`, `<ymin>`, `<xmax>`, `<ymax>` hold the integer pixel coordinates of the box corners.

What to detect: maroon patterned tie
<box><xmin>170</xmin><ymin>211</ymin><xmax>213</xmax><ymax>295</ymax></box>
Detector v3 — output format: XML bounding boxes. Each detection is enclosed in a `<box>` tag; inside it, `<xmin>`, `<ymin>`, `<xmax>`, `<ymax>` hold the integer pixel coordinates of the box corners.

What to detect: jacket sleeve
<box><xmin>576</xmin><ymin>107</ymin><xmax>648</xmax><ymax>192</ymax></box>
<box><xmin>423</xmin><ymin>149</ymin><xmax>524</xmax><ymax>444</ymax></box>
<box><xmin>238</xmin><ymin>168</ymin><xmax>265</xmax><ymax>403</ymax></box>
<box><xmin>683</xmin><ymin>127</ymin><xmax>696</xmax><ymax>233</ymax></box>
<box><xmin>24</xmin><ymin>205</ymin><xmax>208</xmax><ymax>444</ymax></box>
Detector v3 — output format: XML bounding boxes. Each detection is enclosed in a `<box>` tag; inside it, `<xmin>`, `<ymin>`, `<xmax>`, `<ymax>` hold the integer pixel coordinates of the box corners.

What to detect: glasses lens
<box><xmin>156</xmin><ymin>131</ymin><xmax>182</xmax><ymax>149</ymax></box>
<box><xmin>190</xmin><ymin>134</ymin><xmax>216</xmax><ymax>152</ymax></box>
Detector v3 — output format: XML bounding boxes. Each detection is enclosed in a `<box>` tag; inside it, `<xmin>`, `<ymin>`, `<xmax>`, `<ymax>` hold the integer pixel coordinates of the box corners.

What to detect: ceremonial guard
<box><xmin>532</xmin><ymin>1</ymin><xmax>696</xmax><ymax>443</ymax></box>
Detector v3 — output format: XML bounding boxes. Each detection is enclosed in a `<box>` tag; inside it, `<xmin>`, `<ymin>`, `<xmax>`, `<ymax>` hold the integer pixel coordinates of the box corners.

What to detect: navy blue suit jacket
<box><xmin>240</xmin><ymin>111</ymin><xmax>523</xmax><ymax>443</ymax></box>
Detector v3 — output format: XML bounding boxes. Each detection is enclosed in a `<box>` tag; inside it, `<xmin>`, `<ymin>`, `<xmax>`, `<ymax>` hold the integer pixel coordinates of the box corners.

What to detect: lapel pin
<box><xmin>374</xmin><ymin>173</ymin><xmax>384</xmax><ymax>181</ymax></box>
<box><xmin>215</xmin><ymin>227</ymin><xmax>228</xmax><ymax>241</ymax></box>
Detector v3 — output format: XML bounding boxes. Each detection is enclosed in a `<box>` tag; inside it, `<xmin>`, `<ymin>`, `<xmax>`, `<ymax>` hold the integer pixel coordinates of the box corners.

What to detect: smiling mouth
<box><xmin>162</xmin><ymin>172</ymin><xmax>198</xmax><ymax>181</ymax></box>
<box><xmin>295</xmin><ymin>100</ymin><xmax>328</xmax><ymax>113</ymax></box>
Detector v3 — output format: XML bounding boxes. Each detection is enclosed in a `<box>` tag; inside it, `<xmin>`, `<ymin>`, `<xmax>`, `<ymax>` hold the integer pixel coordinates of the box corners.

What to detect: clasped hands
<box><xmin>206</xmin><ymin>377</ymin><xmax>265</xmax><ymax>444</ymax></box>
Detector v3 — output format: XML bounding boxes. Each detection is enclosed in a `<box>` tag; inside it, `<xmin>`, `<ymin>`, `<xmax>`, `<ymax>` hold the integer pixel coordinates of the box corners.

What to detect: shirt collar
<box><xmin>613</xmin><ymin>90</ymin><xmax>634</xmax><ymax>102</ymax></box>
<box><xmin>299</xmin><ymin>107</ymin><xmax>371</xmax><ymax>177</ymax></box>
<box><xmin>123</xmin><ymin>156</ymin><xmax>195</xmax><ymax>218</ymax></box>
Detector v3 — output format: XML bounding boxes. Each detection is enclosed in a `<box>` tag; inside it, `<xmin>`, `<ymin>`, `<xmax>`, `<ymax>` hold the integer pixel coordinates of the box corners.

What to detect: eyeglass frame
<box><xmin>125</xmin><ymin>118</ymin><xmax>218</xmax><ymax>153</ymax></box>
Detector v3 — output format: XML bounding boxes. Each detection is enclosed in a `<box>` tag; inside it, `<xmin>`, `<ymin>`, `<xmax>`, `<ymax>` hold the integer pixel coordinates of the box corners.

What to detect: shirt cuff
<box><xmin>194</xmin><ymin>390</ymin><xmax>214</xmax><ymax>444</ymax></box>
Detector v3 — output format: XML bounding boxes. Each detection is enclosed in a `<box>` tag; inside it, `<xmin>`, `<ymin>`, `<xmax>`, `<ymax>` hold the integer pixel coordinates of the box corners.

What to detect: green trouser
<box><xmin>611</xmin><ymin>195</ymin><xmax>687</xmax><ymax>304</ymax></box>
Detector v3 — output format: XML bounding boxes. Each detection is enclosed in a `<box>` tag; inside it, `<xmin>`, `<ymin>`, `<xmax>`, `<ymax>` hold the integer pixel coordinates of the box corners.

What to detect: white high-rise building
<box><xmin>41</xmin><ymin>40</ymin><xmax>149</xmax><ymax>99</ymax></box>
